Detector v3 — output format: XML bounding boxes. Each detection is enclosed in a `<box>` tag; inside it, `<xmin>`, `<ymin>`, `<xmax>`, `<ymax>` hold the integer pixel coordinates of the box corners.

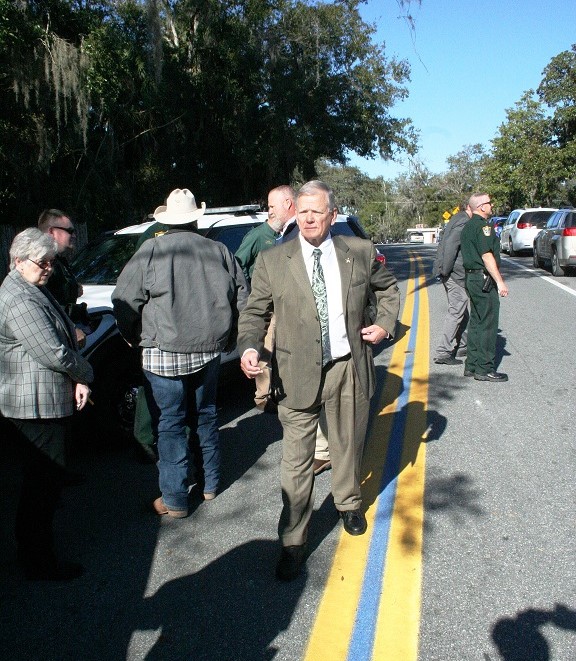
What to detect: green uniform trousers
<box><xmin>464</xmin><ymin>272</ymin><xmax>500</xmax><ymax>375</ymax></box>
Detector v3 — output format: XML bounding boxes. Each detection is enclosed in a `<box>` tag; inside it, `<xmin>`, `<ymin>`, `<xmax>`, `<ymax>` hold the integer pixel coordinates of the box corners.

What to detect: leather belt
<box><xmin>465</xmin><ymin>268</ymin><xmax>483</xmax><ymax>273</ymax></box>
<box><xmin>324</xmin><ymin>353</ymin><xmax>351</xmax><ymax>368</ymax></box>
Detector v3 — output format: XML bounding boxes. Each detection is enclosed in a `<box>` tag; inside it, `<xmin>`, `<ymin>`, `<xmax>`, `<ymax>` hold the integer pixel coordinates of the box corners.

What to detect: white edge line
<box><xmin>502</xmin><ymin>257</ymin><xmax>576</xmax><ymax>298</ymax></box>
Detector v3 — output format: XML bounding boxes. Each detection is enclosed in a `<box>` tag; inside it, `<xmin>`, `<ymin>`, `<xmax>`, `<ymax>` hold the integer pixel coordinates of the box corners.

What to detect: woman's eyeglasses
<box><xmin>28</xmin><ymin>258</ymin><xmax>55</xmax><ymax>270</ymax></box>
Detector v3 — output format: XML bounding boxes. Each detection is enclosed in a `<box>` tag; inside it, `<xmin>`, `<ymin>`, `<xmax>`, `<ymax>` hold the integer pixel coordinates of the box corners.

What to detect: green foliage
<box><xmin>0</xmin><ymin>0</ymin><xmax>417</xmax><ymax>231</ymax></box>
<box><xmin>2</xmin><ymin>2</ymin><xmax>573</xmax><ymax>237</ymax></box>
<box><xmin>538</xmin><ymin>44</ymin><xmax>576</xmax><ymax>148</ymax></box>
<box><xmin>481</xmin><ymin>92</ymin><xmax>564</xmax><ymax>209</ymax></box>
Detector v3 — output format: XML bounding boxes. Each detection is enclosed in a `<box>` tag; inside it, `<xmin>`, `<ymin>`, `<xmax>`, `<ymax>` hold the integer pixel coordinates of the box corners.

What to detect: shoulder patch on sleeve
<box><xmin>482</xmin><ymin>226</ymin><xmax>491</xmax><ymax>237</ymax></box>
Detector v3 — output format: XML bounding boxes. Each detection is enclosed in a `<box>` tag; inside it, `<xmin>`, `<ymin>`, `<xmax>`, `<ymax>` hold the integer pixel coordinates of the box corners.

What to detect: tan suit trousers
<box><xmin>277</xmin><ymin>356</ymin><xmax>370</xmax><ymax>546</ymax></box>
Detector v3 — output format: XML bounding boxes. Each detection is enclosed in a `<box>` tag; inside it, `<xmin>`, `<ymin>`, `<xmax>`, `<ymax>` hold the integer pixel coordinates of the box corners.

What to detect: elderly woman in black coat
<box><xmin>0</xmin><ymin>228</ymin><xmax>93</xmax><ymax>581</ymax></box>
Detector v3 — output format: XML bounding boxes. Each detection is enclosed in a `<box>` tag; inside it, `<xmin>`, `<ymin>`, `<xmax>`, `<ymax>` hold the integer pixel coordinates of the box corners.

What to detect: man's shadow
<box><xmin>123</xmin><ymin>539</ymin><xmax>306</xmax><ymax>660</ymax></box>
<box><xmin>355</xmin><ymin>366</ymin><xmax>448</xmax><ymax>551</ymax></box>
<box><xmin>492</xmin><ymin>604</ymin><xmax>576</xmax><ymax>661</ymax></box>
<box><xmin>495</xmin><ymin>329</ymin><xmax>510</xmax><ymax>369</ymax></box>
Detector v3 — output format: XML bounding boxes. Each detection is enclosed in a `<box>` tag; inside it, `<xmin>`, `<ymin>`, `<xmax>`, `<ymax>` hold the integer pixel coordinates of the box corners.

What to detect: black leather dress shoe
<box><xmin>474</xmin><ymin>371</ymin><xmax>508</xmax><ymax>382</ymax></box>
<box><xmin>434</xmin><ymin>356</ymin><xmax>463</xmax><ymax>365</ymax></box>
<box><xmin>340</xmin><ymin>509</ymin><xmax>367</xmax><ymax>536</ymax></box>
<box><xmin>276</xmin><ymin>545</ymin><xmax>306</xmax><ymax>581</ymax></box>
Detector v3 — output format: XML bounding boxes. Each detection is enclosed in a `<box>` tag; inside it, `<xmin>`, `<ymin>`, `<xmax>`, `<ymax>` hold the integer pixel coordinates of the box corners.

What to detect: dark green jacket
<box><xmin>235</xmin><ymin>222</ymin><xmax>278</xmax><ymax>280</ymax></box>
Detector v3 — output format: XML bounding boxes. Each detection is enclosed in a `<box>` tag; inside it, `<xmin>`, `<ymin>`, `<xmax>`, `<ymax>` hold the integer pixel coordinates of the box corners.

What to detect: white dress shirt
<box><xmin>298</xmin><ymin>233</ymin><xmax>351</xmax><ymax>360</ymax></box>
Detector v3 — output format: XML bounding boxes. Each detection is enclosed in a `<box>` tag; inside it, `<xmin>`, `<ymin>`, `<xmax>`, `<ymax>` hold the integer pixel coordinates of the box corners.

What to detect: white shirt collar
<box><xmin>298</xmin><ymin>233</ymin><xmax>333</xmax><ymax>258</ymax></box>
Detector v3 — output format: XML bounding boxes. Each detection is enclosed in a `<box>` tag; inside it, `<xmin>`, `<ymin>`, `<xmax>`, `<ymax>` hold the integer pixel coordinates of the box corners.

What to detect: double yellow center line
<box><xmin>305</xmin><ymin>254</ymin><xmax>429</xmax><ymax>661</ymax></box>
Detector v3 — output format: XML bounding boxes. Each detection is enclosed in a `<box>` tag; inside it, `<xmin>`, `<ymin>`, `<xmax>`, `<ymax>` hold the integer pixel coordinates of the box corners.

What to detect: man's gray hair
<box><xmin>468</xmin><ymin>193</ymin><xmax>490</xmax><ymax>212</ymax></box>
<box><xmin>10</xmin><ymin>228</ymin><xmax>58</xmax><ymax>269</ymax></box>
<box><xmin>297</xmin><ymin>180</ymin><xmax>336</xmax><ymax>211</ymax></box>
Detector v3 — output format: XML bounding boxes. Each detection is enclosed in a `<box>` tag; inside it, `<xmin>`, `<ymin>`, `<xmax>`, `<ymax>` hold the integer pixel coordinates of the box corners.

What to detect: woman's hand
<box><xmin>75</xmin><ymin>383</ymin><xmax>91</xmax><ymax>411</ymax></box>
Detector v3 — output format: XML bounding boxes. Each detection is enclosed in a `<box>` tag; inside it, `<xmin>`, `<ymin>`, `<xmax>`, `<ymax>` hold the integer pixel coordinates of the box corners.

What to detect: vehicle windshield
<box><xmin>70</xmin><ymin>234</ymin><xmax>140</xmax><ymax>285</ymax></box>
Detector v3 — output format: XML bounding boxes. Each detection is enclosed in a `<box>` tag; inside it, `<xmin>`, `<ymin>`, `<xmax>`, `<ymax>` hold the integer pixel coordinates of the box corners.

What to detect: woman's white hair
<box><xmin>10</xmin><ymin>228</ymin><xmax>58</xmax><ymax>270</ymax></box>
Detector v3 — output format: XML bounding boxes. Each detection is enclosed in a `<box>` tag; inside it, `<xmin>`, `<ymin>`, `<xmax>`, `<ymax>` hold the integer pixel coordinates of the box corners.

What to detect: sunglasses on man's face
<box><xmin>51</xmin><ymin>225</ymin><xmax>76</xmax><ymax>235</ymax></box>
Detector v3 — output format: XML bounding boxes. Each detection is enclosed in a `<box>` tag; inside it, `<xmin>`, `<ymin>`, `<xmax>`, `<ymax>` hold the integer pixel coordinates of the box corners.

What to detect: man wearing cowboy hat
<box><xmin>112</xmin><ymin>189</ymin><xmax>249</xmax><ymax>517</ymax></box>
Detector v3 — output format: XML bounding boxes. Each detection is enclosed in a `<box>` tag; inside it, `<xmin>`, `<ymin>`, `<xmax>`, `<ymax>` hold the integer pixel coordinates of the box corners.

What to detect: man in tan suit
<box><xmin>238</xmin><ymin>180</ymin><xmax>400</xmax><ymax>581</ymax></box>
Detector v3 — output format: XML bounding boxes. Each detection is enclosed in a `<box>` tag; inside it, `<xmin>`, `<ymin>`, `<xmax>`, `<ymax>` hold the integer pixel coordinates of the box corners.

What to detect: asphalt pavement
<box><xmin>0</xmin><ymin>245</ymin><xmax>574</xmax><ymax>660</ymax></box>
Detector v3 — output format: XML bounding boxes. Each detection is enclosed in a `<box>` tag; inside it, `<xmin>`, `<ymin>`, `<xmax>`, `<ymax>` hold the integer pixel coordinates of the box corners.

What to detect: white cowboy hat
<box><xmin>153</xmin><ymin>189</ymin><xmax>206</xmax><ymax>224</ymax></box>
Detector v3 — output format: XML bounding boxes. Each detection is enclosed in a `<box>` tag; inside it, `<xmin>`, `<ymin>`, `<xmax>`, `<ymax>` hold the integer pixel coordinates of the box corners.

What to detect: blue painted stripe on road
<box><xmin>346</xmin><ymin>267</ymin><xmax>421</xmax><ymax>661</ymax></box>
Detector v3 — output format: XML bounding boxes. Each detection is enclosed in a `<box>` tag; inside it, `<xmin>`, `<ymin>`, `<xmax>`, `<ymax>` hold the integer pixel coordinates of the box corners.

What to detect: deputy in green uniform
<box><xmin>460</xmin><ymin>193</ymin><xmax>509</xmax><ymax>382</ymax></box>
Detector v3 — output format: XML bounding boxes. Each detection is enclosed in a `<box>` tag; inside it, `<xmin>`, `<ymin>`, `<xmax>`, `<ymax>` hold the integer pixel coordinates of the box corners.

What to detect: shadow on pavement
<box><xmin>492</xmin><ymin>603</ymin><xmax>576</xmax><ymax>661</ymax></box>
<box><xmin>0</xmin><ymin>375</ymin><xmax>301</xmax><ymax>660</ymax></box>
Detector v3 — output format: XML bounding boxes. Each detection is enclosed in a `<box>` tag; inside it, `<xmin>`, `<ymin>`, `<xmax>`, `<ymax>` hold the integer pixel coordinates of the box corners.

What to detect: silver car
<box><xmin>500</xmin><ymin>208</ymin><xmax>556</xmax><ymax>256</ymax></box>
<box><xmin>533</xmin><ymin>207</ymin><xmax>576</xmax><ymax>276</ymax></box>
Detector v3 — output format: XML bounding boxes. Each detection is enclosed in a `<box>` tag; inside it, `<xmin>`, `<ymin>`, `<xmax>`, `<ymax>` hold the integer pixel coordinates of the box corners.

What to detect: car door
<box><xmin>500</xmin><ymin>213</ymin><xmax>516</xmax><ymax>252</ymax></box>
<box><xmin>545</xmin><ymin>211</ymin><xmax>563</xmax><ymax>260</ymax></box>
<box><xmin>540</xmin><ymin>213</ymin><xmax>559</xmax><ymax>260</ymax></box>
<box><xmin>551</xmin><ymin>211</ymin><xmax>567</xmax><ymax>260</ymax></box>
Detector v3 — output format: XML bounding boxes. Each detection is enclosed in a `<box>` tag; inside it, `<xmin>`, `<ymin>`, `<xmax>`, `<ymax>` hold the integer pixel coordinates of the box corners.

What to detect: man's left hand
<box><xmin>360</xmin><ymin>325</ymin><xmax>388</xmax><ymax>345</ymax></box>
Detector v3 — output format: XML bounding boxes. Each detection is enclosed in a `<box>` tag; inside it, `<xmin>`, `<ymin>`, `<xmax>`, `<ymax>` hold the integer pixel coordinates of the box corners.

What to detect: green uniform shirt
<box><xmin>460</xmin><ymin>214</ymin><xmax>500</xmax><ymax>270</ymax></box>
<box><xmin>235</xmin><ymin>221</ymin><xmax>279</xmax><ymax>280</ymax></box>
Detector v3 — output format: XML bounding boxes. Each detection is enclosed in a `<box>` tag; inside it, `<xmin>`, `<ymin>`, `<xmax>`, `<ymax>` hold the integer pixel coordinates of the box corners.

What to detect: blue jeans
<box><xmin>143</xmin><ymin>356</ymin><xmax>221</xmax><ymax>510</ymax></box>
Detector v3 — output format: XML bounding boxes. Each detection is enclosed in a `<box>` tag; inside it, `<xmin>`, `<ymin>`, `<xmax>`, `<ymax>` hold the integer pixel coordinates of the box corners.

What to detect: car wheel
<box><xmin>508</xmin><ymin>239</ymin><xmax>517</xmax><ymax>257</ymax></box>
<box><xmin>551</xmin><ymin>250</ymin><xmax>566</xmax><ymax>277</ymax></box>
<box><xmin>533</xmin><ymin>246</ymin><xmax>544</xmax><ymax>268</ymax></box>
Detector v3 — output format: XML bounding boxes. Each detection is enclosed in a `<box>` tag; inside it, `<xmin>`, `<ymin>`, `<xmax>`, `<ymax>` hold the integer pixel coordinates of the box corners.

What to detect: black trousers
<box><xmin>9</xmin><ymin>418</ymin><xmax>71</xmax><ymax>565</ymax></box>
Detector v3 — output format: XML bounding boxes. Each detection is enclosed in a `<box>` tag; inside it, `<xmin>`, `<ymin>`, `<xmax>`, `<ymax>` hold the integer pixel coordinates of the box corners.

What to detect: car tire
<box><xmin>533</xmin><ymin>246</ymin><xmax>544</xmax><ymax>268</ymax></box>
<box><xmin>508</xmin><ymin>239</ymin><xmax>517</xmax><ymax>257</ymax></box>
<box><xmin>551</xmin><ymin>250</ymin><xmax>566</xmax><ymax>277</ymax></box>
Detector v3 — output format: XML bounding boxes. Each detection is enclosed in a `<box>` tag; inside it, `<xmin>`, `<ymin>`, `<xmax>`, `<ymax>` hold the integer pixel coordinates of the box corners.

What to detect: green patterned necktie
<box><xmin>312</xmin><ymin>248</ymin><xmax>331</xmax><ymax>366</ymax></box>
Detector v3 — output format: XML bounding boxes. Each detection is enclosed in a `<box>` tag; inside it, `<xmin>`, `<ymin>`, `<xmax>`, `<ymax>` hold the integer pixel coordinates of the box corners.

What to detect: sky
<box><xmin>348</xmin><ymin>0</ymin><xmax>575</xmax><ymax>180</ymax></box>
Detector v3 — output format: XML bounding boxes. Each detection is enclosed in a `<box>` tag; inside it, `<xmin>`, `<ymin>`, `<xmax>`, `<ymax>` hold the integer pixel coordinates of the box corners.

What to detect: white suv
<box><xmin>71</xmin><ymin>207</ymin><xmax>378</xmax><ymax>437</ymax></box>
<box><xmin>500</xmin><ymin>208</ymin><xmax>556</xmax><ymax>256</ymax></box>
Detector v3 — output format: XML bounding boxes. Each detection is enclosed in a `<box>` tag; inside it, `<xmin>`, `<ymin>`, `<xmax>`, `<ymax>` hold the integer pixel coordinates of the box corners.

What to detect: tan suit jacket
<box><xmin>237</xmin><ymin>234</ymin><xmax>400</xmax><ymax>409</ymax></box>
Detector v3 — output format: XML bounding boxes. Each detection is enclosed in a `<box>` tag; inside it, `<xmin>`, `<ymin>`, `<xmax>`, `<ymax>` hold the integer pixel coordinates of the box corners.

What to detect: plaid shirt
<box><xmin>142</xmin><ymin>347</ymin><xmax>219</xmax><ymax>377</ymax></box>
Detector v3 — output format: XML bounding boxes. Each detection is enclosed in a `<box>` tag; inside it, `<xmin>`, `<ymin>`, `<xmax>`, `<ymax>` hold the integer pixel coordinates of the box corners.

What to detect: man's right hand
<box><xmin>240</xmin><ymin>349</ymin><xmax>262</xmax><ymax>378</ymax></box>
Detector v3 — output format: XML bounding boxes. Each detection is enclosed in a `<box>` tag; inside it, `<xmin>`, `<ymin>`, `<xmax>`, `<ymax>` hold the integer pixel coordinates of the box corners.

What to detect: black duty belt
<box><xmin>465</xmin><ymin>269</ymin><xmax>483</xmax><ymax>273</ymax></box>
